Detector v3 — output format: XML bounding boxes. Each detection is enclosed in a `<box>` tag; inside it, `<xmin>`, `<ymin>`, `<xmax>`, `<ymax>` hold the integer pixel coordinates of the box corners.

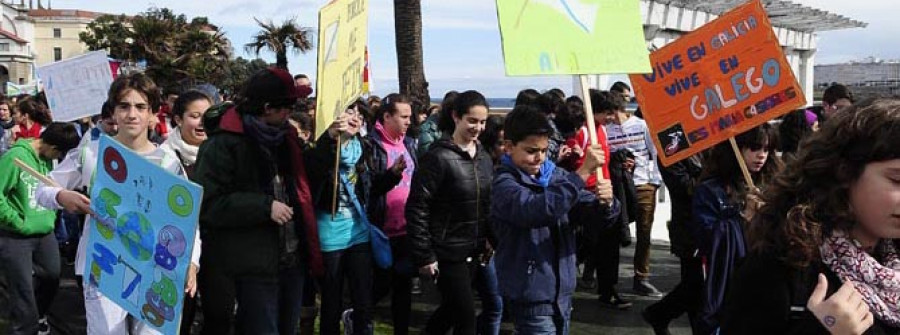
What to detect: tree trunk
<box><xmin>275</xmin><ymin>51</ymin><xmax>288</xmax><ymax>70</ymax></box>
<box><xmin>393</xmin><ymin>0</ymin><xmax>430</xmax><ymax>107</ymax></box>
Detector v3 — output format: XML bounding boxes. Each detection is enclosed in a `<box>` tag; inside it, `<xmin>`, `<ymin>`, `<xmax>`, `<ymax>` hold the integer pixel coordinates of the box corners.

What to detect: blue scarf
<box><xmin>243</xmin><ymin>114</ymin><xmax>289</xmax><ymax>147</ymax></box>
<box><xmin>501</xmin><ymin>153</ymin><xmax>556</xmax><ymax>188</ymax></box>
<box><xmin>340</xmin><ymin>136</ymin><xmax>363</xmax><ymax>170</ymax></box>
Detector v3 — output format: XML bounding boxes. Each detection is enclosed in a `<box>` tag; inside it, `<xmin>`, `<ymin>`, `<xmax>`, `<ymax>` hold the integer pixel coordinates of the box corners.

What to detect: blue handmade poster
<box><xmin>85</xmin><ymin>135</ymin><xmax>201</xmax><ymax>334</ymax></box>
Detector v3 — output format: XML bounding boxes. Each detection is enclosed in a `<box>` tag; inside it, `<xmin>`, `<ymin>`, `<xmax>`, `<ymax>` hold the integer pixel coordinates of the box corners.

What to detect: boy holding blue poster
<box><xmin>36</xmin><ymin>73</ymin><xmax>200</xmax><ymax>335</ymax></box>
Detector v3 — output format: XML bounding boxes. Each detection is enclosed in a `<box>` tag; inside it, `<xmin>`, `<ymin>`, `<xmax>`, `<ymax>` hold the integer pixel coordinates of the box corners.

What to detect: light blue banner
<box><xmin>85</xmin><ymin>135</ymin><xmax>201</xmax><ymax>334</ymax></box>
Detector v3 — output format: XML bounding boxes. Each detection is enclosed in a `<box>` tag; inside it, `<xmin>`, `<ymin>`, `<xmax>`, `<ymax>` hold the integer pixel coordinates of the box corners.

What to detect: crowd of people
<box><xmin>0</xmin><ymin>65</ymin><xmax>897</xmax><ymax>335</ymax></box>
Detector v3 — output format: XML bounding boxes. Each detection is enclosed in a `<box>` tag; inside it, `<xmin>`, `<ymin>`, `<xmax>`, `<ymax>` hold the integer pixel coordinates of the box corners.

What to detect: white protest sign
<box><xmin>37</xmin><ymin>51</ymin><xmax>114</xmax><ymax>122</ymax></box>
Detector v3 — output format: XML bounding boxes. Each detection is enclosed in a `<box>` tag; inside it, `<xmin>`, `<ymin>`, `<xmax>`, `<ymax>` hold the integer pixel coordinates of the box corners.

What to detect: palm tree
<box><xmin>393</xmin><ymin>0</ymin><xmax>430</xmax><ymax>106</ymax></box>
<box><xmin>245</xmin><ymin>17</ymin><xmax>314</xmax><ymax>70</ymax></box>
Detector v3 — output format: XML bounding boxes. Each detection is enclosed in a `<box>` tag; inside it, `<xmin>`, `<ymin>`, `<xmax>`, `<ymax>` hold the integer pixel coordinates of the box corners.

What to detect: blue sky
<box><xmin>49</xmin><ymin>0</ymin><xmax>896</xmax><ymax>97</ymax></box>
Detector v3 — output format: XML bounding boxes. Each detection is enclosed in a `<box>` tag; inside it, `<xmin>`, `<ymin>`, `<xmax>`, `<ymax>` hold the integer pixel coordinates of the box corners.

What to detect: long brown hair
<box><xmin>748</xmin><ymin>99</ymin><xmax>900</xmax><ymax>269</ymax></box>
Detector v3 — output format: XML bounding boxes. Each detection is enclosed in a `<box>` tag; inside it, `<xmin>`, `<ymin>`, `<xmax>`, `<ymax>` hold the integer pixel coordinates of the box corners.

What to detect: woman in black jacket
<box><xmin>722</xmin><ymin>99</ymin><xmax>900</xmax><ymax>335</ymax></box>
<box><xmin>406</xmin><ymin>90</ymin><xmax>496</xmax><ymax>335</ymax></box>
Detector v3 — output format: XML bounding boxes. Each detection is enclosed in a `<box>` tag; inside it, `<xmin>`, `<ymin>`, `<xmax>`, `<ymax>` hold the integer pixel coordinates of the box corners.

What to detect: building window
<box><xmin>53</xmin><ymin>28</ymin><xmax>61</xmax><ymax>38</ymax></box>
<box><xmin>0</xmin><ymin>43</ymin><xmax>8</xmax><ymax>52</ymax></box>
<box><xmin>54</xmin><ymin>47</ymin><xmax>62</xmax><ymax>61</ymax></box>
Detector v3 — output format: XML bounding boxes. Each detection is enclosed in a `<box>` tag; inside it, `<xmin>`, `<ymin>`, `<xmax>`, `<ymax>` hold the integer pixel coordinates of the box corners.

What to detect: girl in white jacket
<box><xmin>36</xmin><ymin>73</ymin><xmax>200</xmax><ymax>335</ymax></box>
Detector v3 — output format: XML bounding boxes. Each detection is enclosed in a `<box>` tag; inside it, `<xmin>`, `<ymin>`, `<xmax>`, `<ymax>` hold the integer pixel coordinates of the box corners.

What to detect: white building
<box><xmin>0</xmin><ymin>1</ymin><xmax>35</xmax><ymax>85</ymax></box>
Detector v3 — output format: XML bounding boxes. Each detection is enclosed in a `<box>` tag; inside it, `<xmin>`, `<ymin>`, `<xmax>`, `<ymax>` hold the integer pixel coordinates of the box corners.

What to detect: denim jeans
<box><xmin>513</xmin><ymin>313</ymin><xmax>569</xmax><ymax>335</ymax></box>
<box><xmin>474</xmin><ymin>258</ymin><xmax>503</xmax><ymax>335</ymax></box>
<box><xmin>319</xmin><ymin>243</ymin><xmax>374</xmax><ymax>335</ymax></box>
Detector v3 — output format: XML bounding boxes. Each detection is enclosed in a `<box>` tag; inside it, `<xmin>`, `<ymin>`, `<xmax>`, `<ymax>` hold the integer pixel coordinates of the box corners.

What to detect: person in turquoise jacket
<box><xmin>0</xmin><ymin>122</ymin><xmax>79</xmax><ymax>335</ymax></box>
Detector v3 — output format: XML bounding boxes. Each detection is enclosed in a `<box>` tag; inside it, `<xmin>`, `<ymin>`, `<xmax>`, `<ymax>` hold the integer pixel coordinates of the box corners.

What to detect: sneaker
<box><xmin>633</xmin><ymin>278</ymin><xmax>664</xmax><ymax>297</ymax></box>
<box><xmin>341</xmin><ymin>309</ymin><xmax>354</xmax><ymax>335</ymax></box>
<box><xmin>578</xmin><ymin>277</ymin><xmax>597</xmax><ymax>290</ymax></box>
<box><xmin>598</xmin><ymin>292</ymin><xmax>632</xmax><ymax>310</ymax></box>
<box><xmin>642</xmin><ymin>306</ymin><xmax>673</xmax><ymax>335</ymax></box>
<box><xmin>38</xmin><ymin>316</ymin><xmax>50</xmax><ymax>335</ymax></box>
<box><xmin>411</xmin><ymin>277</ymin><xmax>422</xmax><ymax>295</ymax></box>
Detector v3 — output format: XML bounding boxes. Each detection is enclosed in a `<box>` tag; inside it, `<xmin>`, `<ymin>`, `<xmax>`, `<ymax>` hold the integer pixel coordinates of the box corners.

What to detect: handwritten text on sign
<box><xmin>36</xmin><ymin>51</ymin><xmax>114</xmax><ymax>122</ymax></box>
<box><xmin>86</xmin><ymin>136</ymin><xmax>201</xmax><ymax>334</ymax></box>
<box><xmin>315</xmin><ymin>0</ymin><xmax>368</xmax><ymax>140</ymax></box>
<box><xmin>629</xmin><ymin>0</ymin><xmax>805</xmax><ymax>166</ymax></box>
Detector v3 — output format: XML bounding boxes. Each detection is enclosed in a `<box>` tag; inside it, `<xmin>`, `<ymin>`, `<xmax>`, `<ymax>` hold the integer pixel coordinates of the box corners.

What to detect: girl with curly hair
<box><xmin>722</xmin><ymin>99</ymin><xmax>900</xmax><ymax>334</ymax></box>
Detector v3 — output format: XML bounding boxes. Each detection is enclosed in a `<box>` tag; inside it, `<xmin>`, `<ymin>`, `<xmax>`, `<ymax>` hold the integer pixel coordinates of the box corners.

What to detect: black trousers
<box><xmin>0</xmin><ymin>231</ymin><xmax>60</xmax><ymax>335</ymax></box>
<box><xmin>595</xmin><ymin>224</ymin><xmax>623</xmax><ymax>296</ymax></box>
<box><xmin>646</xmin><ymin>256</ymin><xmax>704</xmax><ymax>333</ymax></box>
<box><xmin>426</xmin><ymin>260</ymin><xmax>477</xmax><ymax>335</ymax></box>
<box><xmin>319</xmin><ymin>243</ymin><xmax>374</xmax><ymax>335</ymax></box>
<box><xmin>374</xmin><ymin>236</ymin><xmax>413</xmax><ymax>335</ymax></box>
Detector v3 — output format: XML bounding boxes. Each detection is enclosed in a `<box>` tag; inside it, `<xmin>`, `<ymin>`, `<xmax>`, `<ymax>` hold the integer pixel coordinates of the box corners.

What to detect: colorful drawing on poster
<box><xmin>85</xmin><ymin>135</ymin><xmax>202</xmax><ymax>334</ymax></box>
<box><xmin>315</xmin><ymin>0</ymin><xmax>368</xmax><ymax>139</ymax></box>
<box><xmin>629</xmin><ymin>0</ymin><xmax>807</xmax><ymax>167</ymax></box>
<box><xmin>496</xmin><ymin>0</ymin><xmax>651</xmax><ymax>75</ymax></box>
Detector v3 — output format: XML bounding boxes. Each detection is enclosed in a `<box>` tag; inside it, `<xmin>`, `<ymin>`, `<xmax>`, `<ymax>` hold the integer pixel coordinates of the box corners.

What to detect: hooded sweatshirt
<box><xmin>0</xmin><ymin>139</ymin><xmax>56</xmax><ymax>235</ymax></box>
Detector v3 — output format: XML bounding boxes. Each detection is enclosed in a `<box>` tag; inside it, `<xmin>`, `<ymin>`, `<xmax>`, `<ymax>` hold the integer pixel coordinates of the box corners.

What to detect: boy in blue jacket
<box><xmin>492</xmin><ymin>105</ymin><xmax>619</xmax><ymax>334</ymax></box>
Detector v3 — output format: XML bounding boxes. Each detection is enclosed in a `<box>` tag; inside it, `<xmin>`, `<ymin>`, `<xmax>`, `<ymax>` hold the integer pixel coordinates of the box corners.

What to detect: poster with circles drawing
<box><xmin>86</xmin><ymin>135</ymin><xmax>202</xmax><ymax>334</ymax></box>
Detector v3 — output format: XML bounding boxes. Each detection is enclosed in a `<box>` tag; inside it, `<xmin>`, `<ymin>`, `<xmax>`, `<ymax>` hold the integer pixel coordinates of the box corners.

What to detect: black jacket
<box><xmin>722</xmin><ymin>251</ymin><xmax>900</xmax><ymax>335</ymax></box>
<box><xmin>406</xmin><ymin>138</ymin><xmax>493</xmax><ymax>266</ymax></box>
<box><xmin>659</xmin><ymin>154</ymin><xmax>703</xmax><ymax>258</ymax></box>
<box><xmin>365</xmin><ymin>128</ymin><xmax>417</xmax><ymax>229</ymax></box>
<box><xmin>193</xmin><ymin>107</ymin><xmax>321</xmax><ymax>276</ymax></box>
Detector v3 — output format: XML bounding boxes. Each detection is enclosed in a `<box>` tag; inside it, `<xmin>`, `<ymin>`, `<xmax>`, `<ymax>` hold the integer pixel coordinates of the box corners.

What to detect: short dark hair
<box><xmin>294</xmin><ymin>74</ymin><xmax>309</xmax><ymax>80</ymax></box>
<box><xmin>438</xmin><ymin>90</ymin><xmax>488</xmax><ymax>133</ymax></box>
<box><xmin>108</xmin><ymin>72</ymin><xmax>162</xmax><ymax>114</ymax></box>
<box><xmin>823</xmin><ymin>83</ymin><xmax>854</xmax><ymax>105</ymax></box>
<box><xmin>289</xmin><ymin>111</ymin><xmax>313</xmax><ymax>131</ymax></box>
<box><xmin>555</xmin><ymin>95</ymin><xmax>586</xmax><ymax>136</ymax></box>
<box><xmin>479</xmin><ymin>115</ymin><xmax>505</xmax><ymax>155</ymax></box>
<box><xmin>170</xmin><ymin>90</ymin><xmax>212</xmax><ymax>128</ymax></box>
<box><xmin>17</xmin><ymin>96</ymin><xmax>52</xmax><ymax>125</ymax></box>
<box><xmin>503</xmin><ymin>104</ymin><xmax>552</xmax><ymax>144</ymax></box>
<box><xmin>98</xmin><ymin>100</ymin><xmax>114</xmax><ymax>121</ymax></box>
<box><xmin>515</xmin><ymin>89</ymin><xmax>540</xmax><ymax>107</ymax></box>
<box><xmin>376</xmin><ymin>93</ymin><xmax>413</xmax><ymax>122</ymax></box>
<box><xmin>589</xmin><ymin>89</ymin><xmax>625</xmax><ymax>114</ymax></box>
<box><xmin>610</xmin><ymin>81</ymin><xmax>631</xmax><ymax>94</ymax></box>
<box><xmin>40</xmin><ymin>122</ymin><xmax>80</xmax><ymax>155</ymax></box>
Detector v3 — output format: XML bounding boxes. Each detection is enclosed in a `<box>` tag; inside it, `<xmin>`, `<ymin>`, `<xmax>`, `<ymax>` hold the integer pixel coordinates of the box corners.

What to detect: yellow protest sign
<box><xmin>315</xmin><ymin>0</ymin><xmax>368</xmax><ymax>140</ymax></box>
<box><xmin>496</xmin><ymin>0</ymin><xmax>651</xmax><ymax>75</ymax></box>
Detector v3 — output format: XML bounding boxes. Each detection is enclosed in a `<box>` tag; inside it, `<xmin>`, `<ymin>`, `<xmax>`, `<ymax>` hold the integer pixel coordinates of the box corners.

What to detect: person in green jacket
<box><xmin>0</xmin><ymin>122</ymin><xmax>79</xmax><ymax>335</ymax></box>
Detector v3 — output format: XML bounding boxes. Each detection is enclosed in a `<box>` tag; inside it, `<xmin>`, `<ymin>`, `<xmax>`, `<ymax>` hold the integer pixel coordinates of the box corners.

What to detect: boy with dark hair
<box><xmin>0</xmin><ymin>122</ymin><xmax>79</xmax><ymax>335</ymax></box>
<box><xmin>822</xmin><ymin>83</ymin><xmax>854</xmax><ymax>120</ymax></box>
<box><xmin>492</xmin><ymin>105</ymin><xmax>618</xmax><ymax>334</ymax></box>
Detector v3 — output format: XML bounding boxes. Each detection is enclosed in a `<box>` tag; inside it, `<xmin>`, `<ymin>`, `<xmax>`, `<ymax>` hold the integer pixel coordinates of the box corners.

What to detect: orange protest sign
<box><xmin>629</xmin><ymin>0</ymin><xmax>806</xmax><ymax>167</ymax></box>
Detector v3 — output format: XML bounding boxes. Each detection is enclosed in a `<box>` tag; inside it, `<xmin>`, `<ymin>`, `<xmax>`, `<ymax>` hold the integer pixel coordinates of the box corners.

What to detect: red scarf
<box><xmin>15</xmin><ymin>122</ymin><xmax>41</xmax><ymax>140</ymax></box>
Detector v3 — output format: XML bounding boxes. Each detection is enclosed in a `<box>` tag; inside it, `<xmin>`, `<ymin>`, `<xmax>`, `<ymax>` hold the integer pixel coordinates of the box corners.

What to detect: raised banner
<box><xmin>496</xmin><ymin>0</ymin><xmax>651</xmax><ymax>75</ymax></box>
<box><xmin>85</xmin><ymin>135</ymin><xmax>201</xmax><ymax>334</ymax></box>
<box><xmin>36</xmin><ymin>51</ymin><xmax>114</xmax><ymax>122</ymax></box>
<box><xmin>315</xmin><ymin>0</ymin><xmax>368</xmax><ymax>139</ymax></box>
<box><xmin>629</xmin><ymin>0</ymin><xmax>806</xmax><ymax>166</ymax></box>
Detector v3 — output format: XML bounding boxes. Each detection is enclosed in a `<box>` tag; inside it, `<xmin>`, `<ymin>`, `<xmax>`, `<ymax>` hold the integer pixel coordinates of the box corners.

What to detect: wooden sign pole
<box><xmin>578</xmin><ymin>75</ymin><xmax>606</xmax><ymax>182</ymax></box>
<box><xmin>728</xmin><ymin>137</ymin><xmax>756</xmax><ymax>189</ymax></box>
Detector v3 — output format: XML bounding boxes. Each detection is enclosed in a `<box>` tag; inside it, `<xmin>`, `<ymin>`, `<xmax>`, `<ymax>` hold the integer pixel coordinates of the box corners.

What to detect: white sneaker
<box><xmin>38</xmin><ymin>316</ymin><xmax>50</xmax><ymax>335</ymax></box>
<box><xmin>341</xmin><ymin>308</ymin><xmax>354</xmax><ymax>335</ymax></box>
